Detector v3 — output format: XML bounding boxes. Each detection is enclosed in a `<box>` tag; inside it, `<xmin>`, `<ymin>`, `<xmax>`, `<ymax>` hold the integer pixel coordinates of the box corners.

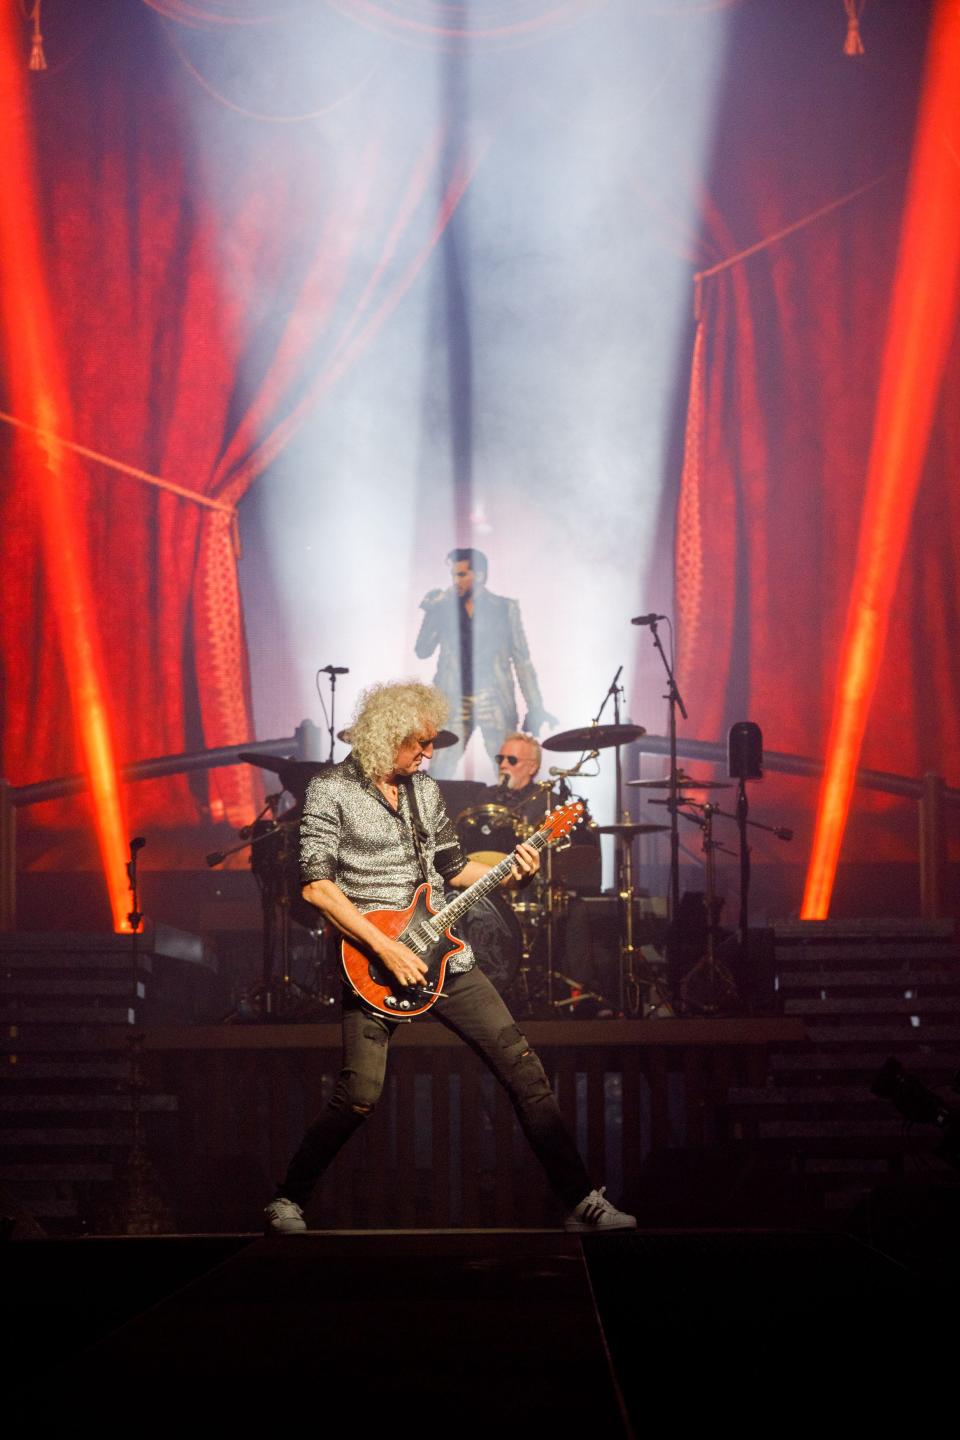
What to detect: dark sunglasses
<box><xmin>495</xmin><ymin>754</ymin><xmax>523</xmax><ymax>765</ymax></box>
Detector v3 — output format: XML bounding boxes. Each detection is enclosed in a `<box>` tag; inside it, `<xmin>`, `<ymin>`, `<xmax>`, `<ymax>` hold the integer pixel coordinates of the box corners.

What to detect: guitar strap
<box><xmin>401</xmin><ymin>777</ymin><xmax>432</xmax><ymax>884</ymax></box>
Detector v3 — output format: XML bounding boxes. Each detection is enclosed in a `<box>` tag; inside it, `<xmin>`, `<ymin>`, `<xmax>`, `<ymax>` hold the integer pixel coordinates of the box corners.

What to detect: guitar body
<box><xmin>341</xmin><ymin>883</ymin><xmax>463</xmax><ymax>1020</ymax></box>
<box><xmin>339</xmin><ymin>801</ymin><xmax>583</xmax><ymax>1021</ymax></box>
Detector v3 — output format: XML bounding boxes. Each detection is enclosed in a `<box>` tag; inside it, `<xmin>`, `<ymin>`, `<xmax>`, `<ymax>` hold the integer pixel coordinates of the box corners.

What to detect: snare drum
<box><xmin>455</xmin><ymin>802</ymin><xmax>529</xmax><ymax>865</ymax></box>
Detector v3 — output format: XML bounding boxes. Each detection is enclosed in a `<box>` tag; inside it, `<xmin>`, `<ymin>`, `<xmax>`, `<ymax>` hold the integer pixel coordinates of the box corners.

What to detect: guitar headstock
<box><xmin>538</xmin><ymin>801</ymin><xmax>584</xmax><ymax>843</ymax></box>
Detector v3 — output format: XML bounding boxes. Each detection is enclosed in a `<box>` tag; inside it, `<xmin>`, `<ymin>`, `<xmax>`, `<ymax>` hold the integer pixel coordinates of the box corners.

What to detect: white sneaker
<box><xmin>564</xmin><ymin>1186</ymin><xmax>637</xmax><ymax>1232</ymax></box>
<box><xmin>264</xmin><ymin>1197</ymin><xmax>307</xmax><ymax>1234</ymax></box>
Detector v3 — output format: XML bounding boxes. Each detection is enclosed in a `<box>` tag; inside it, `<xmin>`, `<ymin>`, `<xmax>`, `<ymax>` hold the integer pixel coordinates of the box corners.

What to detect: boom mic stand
<box><xmin>635</xmin><ymin>617</ymin><xmax>687</xmax><ymax>989</ymax></box>
<box><xmin>122</xmin><ymin>836</ymin><xmax>169</xmax><ymax>1231</ymax></box>
<box><xmin>319</xmin><ymin>664</ymin><xmax>349</xmax><ymax>763</ymax></box>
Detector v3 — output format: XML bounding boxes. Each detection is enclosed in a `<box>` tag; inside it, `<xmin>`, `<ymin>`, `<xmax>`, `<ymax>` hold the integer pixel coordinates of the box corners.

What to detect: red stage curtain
<box><xmin>670</xmin><ymin>9</ymin><xmax>960</xmax><ymax>864</ymax></box>
<box><xmin>0</xmin><ymin>4</ymin><xmax>479</xmax><ymax>862</ymax></box>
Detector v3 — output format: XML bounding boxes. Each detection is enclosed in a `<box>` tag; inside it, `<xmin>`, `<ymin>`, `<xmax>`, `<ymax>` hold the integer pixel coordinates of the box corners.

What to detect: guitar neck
<box><xmin>434</xmin><ymin>828</ymin><xmax>551</xmax><ymax>931</ymax></box>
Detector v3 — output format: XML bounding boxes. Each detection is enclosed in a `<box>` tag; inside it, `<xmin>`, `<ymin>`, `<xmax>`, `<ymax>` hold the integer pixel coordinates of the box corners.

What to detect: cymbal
<box><xmin>597</xmin><ymin>822</ymin><xmax>670</xmax><ymax>837</ymax></box>
<box><xmin>542</xmin><ymin>723</ymin><xmax>646</xmax><ymax>753</ymax></box>
<box><xmin>239</xmin><ymin>752</ymin><xmax>330</xmax><ymax>802</ymax></box>
<box><xmin>239</xmin><ymin>751</ymin><xmax>296</xmax><ymax>772</ymax></box>
<box><xmin>336</xmin><ymin>728</ymin><xmax>460</xmax><ymax>750</ymax></box>
<box><xmin>627</xmin><ymin>772</ymin><xmax>731</xmax><ymax>791</ymax></box>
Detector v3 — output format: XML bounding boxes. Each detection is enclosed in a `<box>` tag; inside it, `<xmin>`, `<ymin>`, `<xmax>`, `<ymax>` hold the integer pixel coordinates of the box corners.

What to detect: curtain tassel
<box><xmin>28</xmin><ymin>3</ymin><xmax>47</xmax><ymax>71</ymax></box>
<box><xmin>843</xmin><ymin>2</ymin><xmax>865</xmax><ymax>57</ymax></box>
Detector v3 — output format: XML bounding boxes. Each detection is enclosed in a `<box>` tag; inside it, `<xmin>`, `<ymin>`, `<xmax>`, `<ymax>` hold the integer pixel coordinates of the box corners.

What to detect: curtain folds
<box><xmin>1</xmin><ymin>2</ymin><xmax>481</xmax><ymax>859</ymax></box>
<box><xmin>672</xmin><ymin>178</ymin><xmax>960</xmax><ymax>860</ymax></box>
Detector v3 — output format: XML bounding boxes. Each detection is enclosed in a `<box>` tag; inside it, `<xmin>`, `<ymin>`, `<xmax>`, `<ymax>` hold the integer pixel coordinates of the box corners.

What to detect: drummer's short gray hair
<box><xmin>351</xmin><ymin>681</ymin><xmax>448</xmax><ymax>781</ymax></box>
<box><xmin>501</xmin><ymin>731</ymin><xmax>541</xmax><ymax>775</ymax></box>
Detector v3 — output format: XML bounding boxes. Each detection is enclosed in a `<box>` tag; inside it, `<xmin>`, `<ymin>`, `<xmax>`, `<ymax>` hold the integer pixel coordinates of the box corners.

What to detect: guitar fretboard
<box><xmin>431</xmin><ymin>827</ymin><xmax>552</xmax><ymax>934</ymax></box>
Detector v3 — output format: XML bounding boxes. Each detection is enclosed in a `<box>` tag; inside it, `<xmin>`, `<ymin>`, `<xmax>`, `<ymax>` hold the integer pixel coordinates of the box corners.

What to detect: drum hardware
<box><xmin>540</xmin><ymin>675</ymin><xmax>647</xmax><ymax>1014</ymax></box>
<box><xmin>455</xmin><ymin>799</ymin><xmax>543</xmax><ymax>1015</ymax></box>
<box><xmin>667</xmin><ymin>801</ymin><xmax>739</xmax><ymax>1014</ymax></box>
<box><xmin>454</xmin><ymin>779</ymin><xmax>607</xmax><ymax>1018</ymax></box>
<box><xmin>597</xmin><ymin>822</ymin><xmax>670</xmax><ymax>837</ymax></box>
<box><xmin>214</xmin><ymin>765</ymin><xmax>341</xmax><ymax>1021</ymax></box>
<box><xmin>550</xmin><ymin>973</ymin><xmax>606</xmax><ymax>1013</ymax></box>
<box><xmin>555</xmin><ymin>665</ymin><xmax>653</xmax><ymax>1016</ymax></box>
<box><xmin>597</xmin><ymin>818</ymin><xmax>670</xmax><ymax>1011</ymax></box>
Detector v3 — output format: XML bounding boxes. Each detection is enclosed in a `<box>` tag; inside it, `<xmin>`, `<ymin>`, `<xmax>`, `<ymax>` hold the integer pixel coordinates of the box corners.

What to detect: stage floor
<box><xmin>6</xmin><ymin>1223</ymin><xmax>952</xmax><ymax>1430</ymax></box>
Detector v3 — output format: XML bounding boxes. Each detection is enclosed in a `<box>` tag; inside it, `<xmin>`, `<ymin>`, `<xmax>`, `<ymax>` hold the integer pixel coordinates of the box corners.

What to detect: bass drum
<box><xmin>455</xmin><ymin>893</ymin><xmax>522</xmax><ymax>998</ymax></box>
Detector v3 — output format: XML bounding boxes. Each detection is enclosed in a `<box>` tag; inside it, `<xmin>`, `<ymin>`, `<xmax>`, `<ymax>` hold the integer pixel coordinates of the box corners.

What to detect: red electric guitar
<box><xmin>341</xmin><ymin>801</ymin><xmax>584</xmax><ymax>1019</ymax></box>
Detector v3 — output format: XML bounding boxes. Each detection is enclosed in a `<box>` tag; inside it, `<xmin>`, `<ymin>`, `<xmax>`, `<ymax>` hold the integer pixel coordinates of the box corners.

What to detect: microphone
<box><xmin>774</xmin><ymin>827</ymin><xmax>794</xmax><ymax>842</ymax></box>
<box><xmin>206</xmin><ymin>850</ymin><xmax>226</xmax><ymax>868</ymax></box>
<box><xmin>548</xmin><ymin>750</ymin><xmax>599</xmax><ymax>777</ymax></box>
<box><xmin>129</xmin><ymin>836</ymin><xmax>146</xmax><ymax>853</ymax></box>
<box><xmin>320</xmin><ymin>665</ymin><xmax>349</xmax><ymax>675</ymax></box>
<box><xmin>631</xmin><ymin>613</ymin><xmax>667</xmax><ymax>627</ymax></box>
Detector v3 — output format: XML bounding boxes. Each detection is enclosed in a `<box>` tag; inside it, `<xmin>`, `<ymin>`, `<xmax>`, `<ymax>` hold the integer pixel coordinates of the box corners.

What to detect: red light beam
<box><xmin>0</xmin><ymin>10</ymin><xmax>132</xmax><ymax>931</ymax></box>
<box><xmin>802</xmin><ymin>0</ymin><xmax>960</xmax><ymax>918</ymax></box>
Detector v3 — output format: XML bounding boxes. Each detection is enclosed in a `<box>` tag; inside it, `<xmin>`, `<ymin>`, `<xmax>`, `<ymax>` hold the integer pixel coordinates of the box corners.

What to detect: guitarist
<box><xmin>264</xmin><ymin>680</ymin><xmax>636</xmax><ymax>1236</ymax></box>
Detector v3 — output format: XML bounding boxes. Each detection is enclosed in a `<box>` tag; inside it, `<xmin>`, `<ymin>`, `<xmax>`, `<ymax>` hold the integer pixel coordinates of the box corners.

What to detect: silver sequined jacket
<box><xmin>299</xmin><ymin>756</ymin><xmax>476</xmax><ymax>973</ymax></box>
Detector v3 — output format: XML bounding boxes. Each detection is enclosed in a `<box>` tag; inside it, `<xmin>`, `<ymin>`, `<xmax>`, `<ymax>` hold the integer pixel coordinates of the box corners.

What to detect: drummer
<box><xmin>494</xmin><ymin>731</ymin><xmax>544</xmax><ymax>806</ymax></box>
<box><xmin>489</xmin><ymin>732</ymin><xmax>599</xmax><ymax>865</ymax></box>
<box><xmin>487</xmin><ymin>732</ymin><xmax>601</xmax><ymax>1002</ymax></box>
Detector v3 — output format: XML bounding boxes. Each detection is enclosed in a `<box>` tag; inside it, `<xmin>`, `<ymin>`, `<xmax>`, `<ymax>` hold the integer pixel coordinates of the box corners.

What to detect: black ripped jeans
<box><xmin>278</xmin><ymin>966</ymin><xmax>593</xmax><ymax>1210</ymax></box>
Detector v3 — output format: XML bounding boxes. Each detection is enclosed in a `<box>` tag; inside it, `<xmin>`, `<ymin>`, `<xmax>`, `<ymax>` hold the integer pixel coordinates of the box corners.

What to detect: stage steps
<box><xmin>724</xmin><ymin>918</ymin><xmax>960</xmax><ymax>1215</ymax></box>
<box><xmin>0</xmin><ymin>929</ymin><xmax>213</xmax><ymax>1232</ymax></box>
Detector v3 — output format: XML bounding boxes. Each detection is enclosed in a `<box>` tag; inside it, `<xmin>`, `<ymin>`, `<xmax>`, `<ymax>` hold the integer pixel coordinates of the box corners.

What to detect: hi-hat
<box><xmin>597</xmin><ymin>822</ymin><xmax>670</xmax><ymax>837</ymax></box>
<box><xmin>337</xmin><ymin>728</ymin><xmax>459</xmax><ymax>749</ymax></box>
<box><xmin>542</xmin><ymin>723</ymin><xmax>646</xmax><ymax>752</ymax></box>
<box><xmin>628</xmin><ymin>772</ymin><xmax>730</xmax><ymax>791</ymax></box>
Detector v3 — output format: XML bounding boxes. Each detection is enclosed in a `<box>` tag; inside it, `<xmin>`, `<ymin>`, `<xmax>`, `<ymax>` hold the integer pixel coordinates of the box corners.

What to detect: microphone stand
<box><xmin>319</xmin><ymin>664</ymin><xmax>349</xmax><ymax>764</ymax></box>
<box><xmin>644</xmin><ymin>620</ymin><xmax>687</xmax><ymax>982</ymax></box>
<box><xmin>123</xmin><ymin>837</ymin><xmax>166</xmax><ymax>1232</ymax></box>
<box><xmin>126</xmin><ymin>836</ymin><xmax>145</xmax><ymax>1004</ymax></box>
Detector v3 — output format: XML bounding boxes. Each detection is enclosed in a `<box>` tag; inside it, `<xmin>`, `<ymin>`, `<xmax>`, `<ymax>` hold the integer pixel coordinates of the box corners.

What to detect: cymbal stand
<box><xmin>589</xmin><ymin>663</ymin><xmax>645</xmax><ymax>1014</ymax></box>
<box><xmin>676</xmin><ymin>802</ymin><xmax>738</xmax><ymax>1013</ymax></box>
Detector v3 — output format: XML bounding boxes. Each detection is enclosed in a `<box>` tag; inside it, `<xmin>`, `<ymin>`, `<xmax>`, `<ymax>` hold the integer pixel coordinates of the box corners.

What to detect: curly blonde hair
<box><xmin>350</xmin><ymin>681</ymin><xmax>448</xmax><ymax>781</ymax></box>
